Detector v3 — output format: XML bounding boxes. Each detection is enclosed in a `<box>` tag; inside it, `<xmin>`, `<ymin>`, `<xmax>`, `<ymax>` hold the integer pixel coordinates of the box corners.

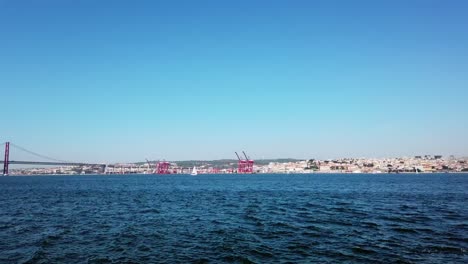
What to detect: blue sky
<box><xmin>1</xmin><ymin>0</ymin><xmax>467</xmax><ymax>162</ymax></box>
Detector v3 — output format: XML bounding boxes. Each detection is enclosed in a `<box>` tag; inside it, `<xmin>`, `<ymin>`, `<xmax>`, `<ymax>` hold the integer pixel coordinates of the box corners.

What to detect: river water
<box><xmin>0</xmin><ymin>173</ymin><xmax>467</xmax><ymax>263</ymax></box>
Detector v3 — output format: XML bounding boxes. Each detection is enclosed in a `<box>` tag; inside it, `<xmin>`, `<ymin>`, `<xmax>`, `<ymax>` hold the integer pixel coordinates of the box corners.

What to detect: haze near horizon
<box><xmin>1</xmin><ymin>0</ymin><xmax>467</xmax><ymax>163</ymax></box>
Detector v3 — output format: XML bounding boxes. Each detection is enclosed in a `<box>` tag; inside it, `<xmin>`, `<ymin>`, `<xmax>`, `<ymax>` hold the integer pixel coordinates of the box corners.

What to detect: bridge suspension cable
<box><xmin>9</xmin><ymin>143</ymin><xmax>71</xmax><ymax>163</ymax></box>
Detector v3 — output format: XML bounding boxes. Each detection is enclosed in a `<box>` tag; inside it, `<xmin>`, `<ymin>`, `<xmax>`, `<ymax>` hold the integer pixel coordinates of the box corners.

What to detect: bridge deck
<box><xmin>0</xmin><ymin>160</ymin><xmax>104</xmax><ymax>166</ymax></box>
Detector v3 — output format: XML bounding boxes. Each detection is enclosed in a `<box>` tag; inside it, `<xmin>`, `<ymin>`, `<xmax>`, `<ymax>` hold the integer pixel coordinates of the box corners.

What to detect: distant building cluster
<box><xmin>263</xmin><ymin>156</ymin><xmax>468</xmax><ymax>174</ymax></box>
<box><xmin>7</xmin><ymin>155</ymin><xmax>468</xmax><ymax>175</ymax></box>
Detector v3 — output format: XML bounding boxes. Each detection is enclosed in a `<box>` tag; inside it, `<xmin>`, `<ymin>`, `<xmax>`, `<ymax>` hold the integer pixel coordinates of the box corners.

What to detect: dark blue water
<box><xmin>0</xmin><ymin>174</ymin><xmax>467</xmax><ymax>263</ymax></box>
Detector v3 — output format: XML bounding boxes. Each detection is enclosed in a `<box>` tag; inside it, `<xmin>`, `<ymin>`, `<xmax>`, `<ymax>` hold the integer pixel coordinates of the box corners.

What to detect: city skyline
<box><xmin>1</xmin><ymin>0</ymin><xmax>468</xmax><ymax>163</ymax></box>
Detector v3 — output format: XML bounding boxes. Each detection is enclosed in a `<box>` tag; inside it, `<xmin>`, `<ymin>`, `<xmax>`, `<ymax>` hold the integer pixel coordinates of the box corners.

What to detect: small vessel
<box><xmin>190</xmin><ymin>167</ymin><xmax>198</xmax><ymax>176</ymax></box>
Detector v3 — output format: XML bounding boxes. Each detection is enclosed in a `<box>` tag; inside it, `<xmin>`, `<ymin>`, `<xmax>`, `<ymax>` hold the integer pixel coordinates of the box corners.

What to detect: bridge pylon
<box><xmin>3</xmin><ymin>142</ymin><xmax>9</xmax><ymax>175</ymax></box>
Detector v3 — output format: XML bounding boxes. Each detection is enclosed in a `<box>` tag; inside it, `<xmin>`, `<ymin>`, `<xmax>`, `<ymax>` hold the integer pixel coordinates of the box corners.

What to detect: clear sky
<box><xmin>1</xmin><ymin>0</ymin><xmax>467</xmax><ymax>163</ymax></box>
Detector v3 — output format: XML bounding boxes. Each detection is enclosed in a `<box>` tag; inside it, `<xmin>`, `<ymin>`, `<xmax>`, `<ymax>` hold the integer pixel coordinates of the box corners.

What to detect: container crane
<box><xmin>242</xmin><ymin>151</ymin><xmax>254</xmax><ymax>173</ymax></box>
<box><xmin>156</xmin><ymin>160</ymin><xmax>171</xmax><ymax>174</ymax></box>
<box><xmin>145</xmin><ymin>159</ymin><xmax>155</xmax><ymax>174</ymax></box>
<box><xmin>235</xmin><ymin>152</ymin><xmax>247</xmax><ymax>173</ymax></box>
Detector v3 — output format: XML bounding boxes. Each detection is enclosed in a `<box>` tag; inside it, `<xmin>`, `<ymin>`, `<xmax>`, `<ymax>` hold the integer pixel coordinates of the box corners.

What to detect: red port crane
<box><xmin>242</xmin><ymin>151</ymin><xmax>254</xmax><ymax>174</ymax></box>
<box><xmin>236</xmin><ymin>151</ymin><xmax>254</xmax><ymax>174</ymax></box>
<box><xmin>156</xmin><ymin>161</ymin><xmax>171</xmax><ymax>174</ymax></box>
<box><xmin>235</xmin><ymin>152</ymin><xmax>247</xmax><ymax>173</ymax></box>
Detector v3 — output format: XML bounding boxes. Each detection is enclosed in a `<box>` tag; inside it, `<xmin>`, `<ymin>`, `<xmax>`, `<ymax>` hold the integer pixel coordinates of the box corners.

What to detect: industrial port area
<box><xmin>5</xmin><ymin>152</ymin><xmax>468</xmax><ymax>176</ymax></box>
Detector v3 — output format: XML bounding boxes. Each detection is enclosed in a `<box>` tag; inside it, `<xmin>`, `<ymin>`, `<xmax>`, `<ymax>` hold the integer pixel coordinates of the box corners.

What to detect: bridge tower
<box><xmin>3</xmin><ymin>142</ymin><xmax>9</xmax><ymax>175</ymax></box>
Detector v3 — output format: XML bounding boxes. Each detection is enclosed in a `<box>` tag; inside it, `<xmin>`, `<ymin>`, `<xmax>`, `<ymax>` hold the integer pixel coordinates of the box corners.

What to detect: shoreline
<box><xmin>3</xmin><ymin>171</ymin><xmax>468</xmax><ymax>177</ymax></box>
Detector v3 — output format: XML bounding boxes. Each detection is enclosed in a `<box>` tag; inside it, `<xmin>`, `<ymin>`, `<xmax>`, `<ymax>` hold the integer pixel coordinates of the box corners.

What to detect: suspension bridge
<box><xmin>1</xmin><ymin>142</ymin><xmax>106</xmax><ymax>175</ymax></box>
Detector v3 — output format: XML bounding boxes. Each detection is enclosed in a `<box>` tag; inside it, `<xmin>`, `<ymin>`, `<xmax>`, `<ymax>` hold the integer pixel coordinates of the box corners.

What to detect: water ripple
<box><xmin>0</xmin><ymin>174</ymin><xmax>467</xmax><ymax>263</ymax></box>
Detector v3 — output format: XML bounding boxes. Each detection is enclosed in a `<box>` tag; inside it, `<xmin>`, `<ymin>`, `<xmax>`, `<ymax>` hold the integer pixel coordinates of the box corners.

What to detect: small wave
<box><xmin>249</xmin><ymin>247</ymin><xmax>274</xmax><ymax>258</ymax></box>
<box><xmin>361</xmin><ymin>221</ymin><xmax>379</xmax><ymax>229</ymax></box>
<box><xmin>295</xmin><ymin>211</ymin><xmax>312</xmax><ymax>218</ymax></box>
<box><xmin>304</xmin><ymin>224</ymin><xmax>322</xmax><ymax>232</ymax></box>
<box><xmin>414</xmin><ymin>227</ymin><xmax>436</xmax><ymax>235</ymax></box>
<box><xmin>414</xmin><ymin>245</ymin><xmax>466</xmax><ymax>255</ymax></box>
<box><xmin>336</xmin><ymin>200</ymin><xmax>352</xmax><ymax>205</ymax></box>
<box><xmin>382</xmin><ymin>216</ymin><xmax>416</xmax><ymax>224</ymax></box>
<box><xmin>221</xmin><ymin>254</ymin><xmax>255</xmax><ymax>263</ymax></box>
<box><xmin>326</xmin><ymin>219</ymin><xmax>353</xmax><ymax>227</ymax></box>
<box><xmin>109</xmin><ymin>245</ymin><xmax>125</xmax><ymax>253</ymax></box>
<box><xmin>0</xmin><ymin>223</ymin><xmax>14</xmax><ymax>231</ymax></box>
<box><xmin>421</xmin><ymin>245</ymin><xmax>466</xmax><ymax>255</ymax></box>
<box><xmin>453</xmin><ymin>223</ymin><xmax>468</xmax><ymax>229</ymax></box>
<box><xmin>269</xmin><ymin>229</ymin><xmax>292</xmax><ymax>236</ymax></box>
<box><xmin>271</xmin><ymin>221</ymin><xmax>300</xmax><ymax>231</ymax></box>
<box><xmin>87</xmin><ymin>256</ymin><xmax>113</xmax><ymax>264</ymax></box>
<box><xmin>392</xmin><ymin>227</ymin><xmax>418</xmax><ymax>234</ymax></box>
<box><xmin>211</xmin><ymin>229</ymin><xmax>227</xmax><ymax>235</ymax></box>
<box><xmin>411</xmin><ymin>215</ymin><xmax>432</xmax><ymax>222</ymax></box>
<box><xmin>286</xmin><ymin>243</ymin><xmax>312</xmax><ymax>256</ymax></box>
<box><xmin>399</xmin><ymin>204</ymin><xmax>416</xmax><ymax>210</ymax></box>
<box><xmin>300</xmin><ymin>230</ymin><xmax>321</xmax><ymax>238</ymax></box>
<box><xmin>137</xmin><ymin>245</ymin><xmax>151</xmax><ymax>252</ymax></box>
<box><xmin>21</xmin><ymin>248</ymin><xmax>47</xmax><ymax>264</ymax></box>
<box><xmin>447</xmin><ymin>237</ymin><xmax>468</xmax><ymax>243</ymax></box>
<box><xmin>193</xmin><ymin>258</ymin><xmax>210</xmax><ymax>264</ymax></box>
<box><xmin>244</xmin><ymin>218</ymin><xmax>264</xmax><ymax>228</ymax></box>
<box><xmin>306</xmin><ymin>202</ymin><xmax>319</xmax><ymax>208</ymax></box>
<box><xmin>139</xmin><ymin>208</ymin><xmax>160</xmax><ymax>214</ymax></box>
<box><xmin>333</xmin><ymin>207</ymin><xmax>348</xmax><ymax>212</ymax></box>
<box><xmin>351</xmin><ymin>246</ymin><xmax>378</xmax><ymax>255</ymax></box>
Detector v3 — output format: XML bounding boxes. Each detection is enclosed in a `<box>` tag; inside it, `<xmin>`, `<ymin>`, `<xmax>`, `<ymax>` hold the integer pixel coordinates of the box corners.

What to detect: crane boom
<box><xmin>235</xmin><ymin>152</ymin><xmax>242</xmax><ymax>161</ymax></box>
<box><xmin>145</xmin><ymin>159</ymin><xmax>154</xmax><ymax>170</ymax></box>
<box><xmin>242</xmin><ymin>151</ymin><xmax>249</xmax><ymax>160</ymax></box>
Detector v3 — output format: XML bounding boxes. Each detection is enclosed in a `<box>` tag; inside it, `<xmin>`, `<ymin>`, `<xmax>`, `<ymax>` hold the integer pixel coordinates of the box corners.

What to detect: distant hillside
<box><xmin>137</xmin><ymin>158</ymin><xmax>302</xmax><ymax>168</ymax></box>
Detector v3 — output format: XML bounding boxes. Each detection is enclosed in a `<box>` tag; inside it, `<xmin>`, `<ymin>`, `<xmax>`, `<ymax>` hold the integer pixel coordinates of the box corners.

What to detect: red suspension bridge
<box><xmin>1</xmin><ymin>142</ymin><xmax>106</xmax><ymax>175</ymax></box>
